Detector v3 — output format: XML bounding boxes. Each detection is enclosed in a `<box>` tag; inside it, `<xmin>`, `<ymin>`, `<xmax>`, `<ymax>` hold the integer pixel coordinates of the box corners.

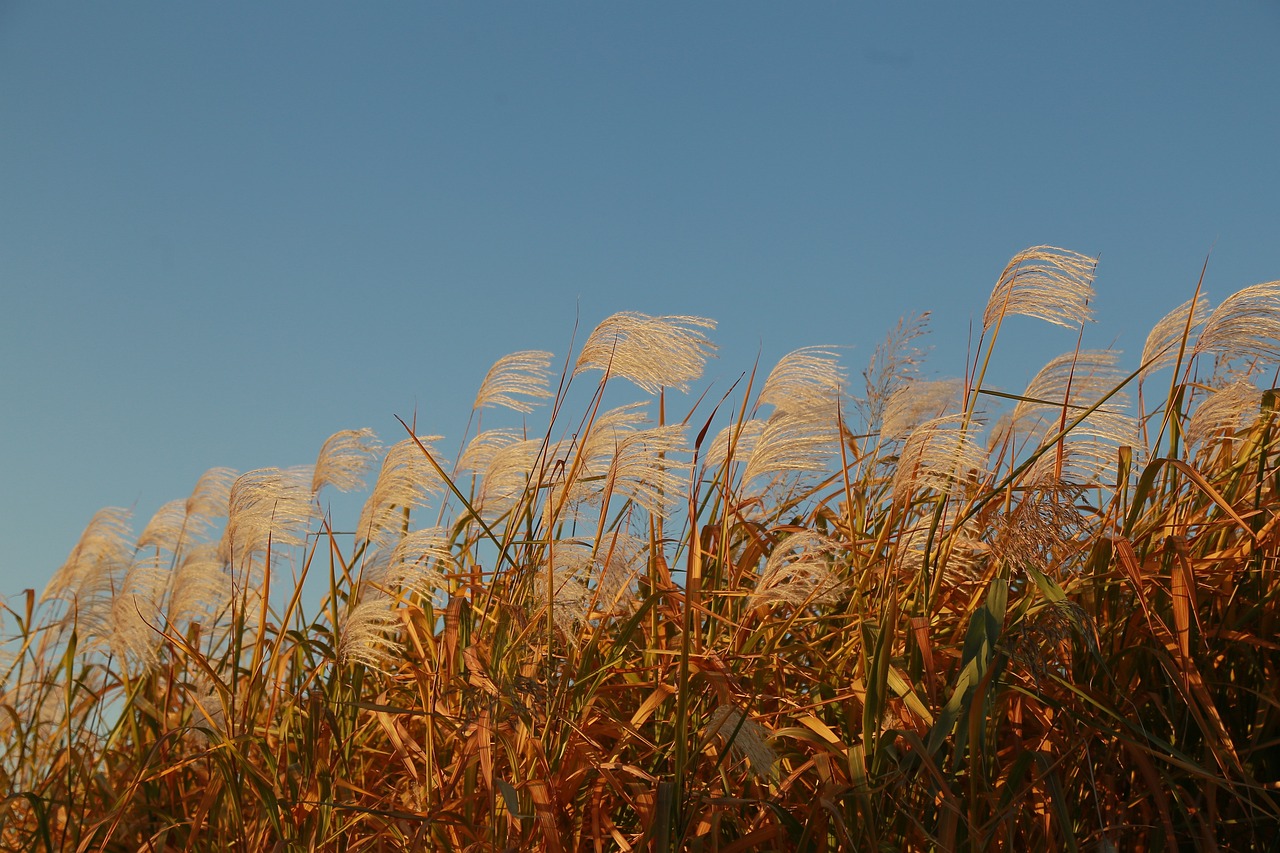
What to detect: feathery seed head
<box><xmin>1193</xmin><ymin>281</ymin><xmax>1280</xmax><ymax>364</ymax></box>
<box><xmin>42</xmin><ymin>507</ymin><xmax>133</xmax><ymax>604</ymax></box>
<box><xmin>750</xmin><ymin>530</ymin><xmax>844</xmax><ymax>608</ymax></box>
<box><xmin>882</xmin><ymin>379</ymin><xmax>964</xmax><ymax>441</ymax></box>
<box><xmin>312</xmin><ymin>428</ymin><xmax>381</xmax><ymax>495</ymax></box>
<box><xmin>1141</xmin><ymin>295</ymin><xmax>1210</xmax><ymax>375</ymax></box>
<box><xmin>983</xmin><ymin>246</ymin><xmax>1097</xmax><ymax>332</ymax></box>
<box><xmin>574</xmin><ymin>312</ymin><xmax>716</xmax><ymax>393</ymax></box>
<box><xmin>758</xmin><ymin>347</ymin><xmax>846</xmax><ymax>422</ymax></box>
<box><xmin>703</xmin><ymin>705</ymin><xmax>778</xmax><ymax>782</ymax></box>
<box><xmin>357</xmin><ymin>437</ymin><xmax>446</xmax><ymax>545</ymax></box>
<box><xmin>218</xmin><ymin>467</ymin><xmax>314</xmax><ymax>566</ymax></box>
<box><xmin>136</xmin><ymin>500</ymin><xmax>189</xmax><ymax>554</ymax></box>
<box><xmin>891</xmin><ymin>415</ymin><xmax>988</xmax><ymax>505</ymax></box>
<box><xmin>473</xmin><ymin>350</ymin><xmax>555</xmax><ymax>413</ymax></box>
<box><xmin>1187</xmin><ymin>378</ymin><xmax>1262</xmax><ymax>447</ymax></box>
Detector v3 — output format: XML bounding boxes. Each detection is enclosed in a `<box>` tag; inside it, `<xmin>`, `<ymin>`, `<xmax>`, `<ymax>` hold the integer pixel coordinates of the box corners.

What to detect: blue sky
<box><xmin>2</xmin><ymin>3</ymin><xmax>1278</xmax><ymax>595</ymax></box>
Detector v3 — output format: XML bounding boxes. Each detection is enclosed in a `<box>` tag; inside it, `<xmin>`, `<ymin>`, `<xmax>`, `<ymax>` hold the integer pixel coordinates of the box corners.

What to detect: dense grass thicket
<box><xmin>3</xmin><ymin>247</ymin><xmax>1279</xmax><ymax>851</ymax></box>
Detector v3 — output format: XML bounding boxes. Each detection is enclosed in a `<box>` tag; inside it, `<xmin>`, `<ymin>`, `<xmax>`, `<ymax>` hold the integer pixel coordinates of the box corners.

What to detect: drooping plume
<box><xmin>357</xmin><ymin>438</ymin><xmax>446</xmax><ymax>544</ymax></box>
<box><xmin>1140</xmin><ymin>294</ymin><xmax>1210</xmax><ymax>375</ymax></box>
<box><xmin>881</xmin><ymin>379</ymin><xmax>964</xmax><ymax>441</ymax></box>
<box><xmin>983</xmin><ymin>246</ymin><xmax>1097</xmax><ymax>332</ymax></box>
<box><xmin>749</xmin><ymin>530</ymin><xmax>844</xmax><ymax>608</ymax></box>
<box><xmin>1193</xmin><ymin>281</ymin><xmax>1280</xmax><ymax>364</ymax></box>
<box><xmin>312</xmin><ymin>428</ymin><xmax>381</xmax><ymax>495</ymax></box>
<box><xmin>473</xmin><ymin>350</ymin><xmax>555</xmax><ymax>413</ymax></box>
<box><xmin>758</xmin><ymin>347</ymin><xmax>846</xmax><ymax>422</ymax></box>
<box><xmin>218</xmin><ymin>467</ymin><xmax>314</xmax><ymax>566</ymax></box>
<box><xmin>891</xmin><ymin>415</ymin><xmax>987</xmax><ymax>505</ymax></box>
<box><xmin>42</xmin><ymin>508</ymin><xmax>133</xmax><ymax>604</ymax></box>
<box><xmin>1186</xmin><ymin>378</ymin><xmax>1262</xmax><ymax>447</ymax></box>
<box><xmin>574</xmin><ymin>312</ymin><xmax>716</xmax><ymax>393</ymax></box>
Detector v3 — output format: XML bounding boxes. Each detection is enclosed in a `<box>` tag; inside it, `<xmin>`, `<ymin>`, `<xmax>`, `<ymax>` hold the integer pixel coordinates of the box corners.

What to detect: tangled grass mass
<box><xmin>3</xmin><ymin>247</ymin><xmax>1279</xmax><ymax>850</ymax></box>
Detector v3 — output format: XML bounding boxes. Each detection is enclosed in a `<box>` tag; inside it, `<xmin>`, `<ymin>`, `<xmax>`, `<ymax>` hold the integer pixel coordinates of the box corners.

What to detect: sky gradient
<box><xmin>3</xmin><ymin>3</ymin><xmax>1279</xmax><ymax>595</ymax></box>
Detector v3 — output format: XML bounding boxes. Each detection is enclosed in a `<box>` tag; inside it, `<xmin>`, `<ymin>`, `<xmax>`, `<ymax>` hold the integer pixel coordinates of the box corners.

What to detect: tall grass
<box><xmin>3</xmin><ymin>248</ymin><xmax>1279</xmax><ymax>851</ymax></box>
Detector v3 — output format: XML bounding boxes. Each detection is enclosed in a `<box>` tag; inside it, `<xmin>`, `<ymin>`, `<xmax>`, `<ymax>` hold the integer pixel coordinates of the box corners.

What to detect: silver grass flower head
<box><xmin>882</xmin><ymin>379</ymin><xmax>964</xmax><ymax>441</ymax></box>
<box><xmin>458</xmin><ymin>428</ymin><xmax>525</xmax><ymax>474</ymax></box>
<box><xmin>758</xmin><ymin>347</ymin><xmax>846</xmax><ymax>421</ymax></box>
<box><xmin>186</xmin><ymin>467</ymin><xmax>237</xmax><ymax>522</ymax></box>
<box><xmin>1029</xmin><ymin>409</ymin><xmax>1143</xmax><ymax>486</ymax></box>
<box><xmin>42</xmin><ymin>507</ymin><xmax>133</xmax><ymax>603</ymax></box>
<box><xmin>477</xmin><ymin>436</ymin><xmax>545</xmax><ymax>516</ymax></box>
<box><xmin>856</xmin><ymin>312</ymin><xmax>932</xmax><ymax>429</ymax></box>
<box><xmin>109</xmin><ymin>552</ymin><xmax>171</xmax><ymax>671</ymax></box>
<box><xmin>384</xmin><ymin>527</ymin><xmax>455</xmax><ymax>599</ymax></box>
<box><xmin>574</xmin><ymin>312</ymin><xmax>717</xmax><ymax>394</ymax></box>
<box><xmin>983</xmin><ymin>246</ymin><xmax>1098</xmax><ymax>332</ymax></box>
<box><xmin>1187</xmin><ymin>378</ymin><xmax>1262</xmax><ymax>447</ymax></box>
<box><xmin>750</xmin><ymin>530</ymin><xmax>844</xmax><ymax>608</ymax></box>
<box><xmin>891</xmin><ymin>415</ymin><xmax>988</xmax><ymax>505</ymax></box>
<box><xmin>312</xmin><ymin>428</ymin><xmax>381</xmax><ymax>495</ymax></box>
<box><xmin>706</xmin><ymin>419</ymin><xmax>766</xmax><ymax>471</ymax></box>
<box><xmin>218</xmin><ymin>467</ymin><xmax>314</xmax><ymax>566</ymax></box>
<box><xmin>338</xmin><ymin>596</ymin><xmax>404</xmax><ymax>670</ymax></box>
<box><xmin>136</xmin><ymin>499</ymin><xmax>190</xmax><ymax>554</ymax></box>
<box><xmin>1140</xmin><ymin>294</ymin><xmax>1210</xmax><ymax>376</ymax></box>
<box><xmin>166</xmin><ymin>543</ymin><xmax>226</xmax><ymax>629</ymax></box>
<box><xmin>554</xmin><ymin>403</ymin><xmax>648</xmax><ymax>511</ymax></box>
<box><xmin>1009</xmin><ymin>350</ymin><xmax>1128</xmax><ymax>437</ymax></box>
<box><xmin>1193</xmin><ymin>281</ymin><xmax>1280</xmax><ymax>364</ymax></box>
<box><xmin>547</xmin><ymin>535</ymin><xmax>643</xmax><ymax>641</ymax></box>
<box><xmin>703</xmin><ymin>705</ymin><xmax>778</xmax><ymax>782</ymax></box>
<box><xmin>740</xmin><ymin>413</ymin><xmax>836</xmax><ymax>488</ymax></box>
<box><xmin>583</xmin><ymin>424</ymin><xmax>690</xmax><ymax>519</ymax></box>
<box><xmin>357</xmin><ymin>437</ymin><xmax>446</xmax><ymax>544</ymax></box>
<box><xmin>473</xmin><ymin>350</ymin><xmax>555</xmax><ymax>413</ymax></box>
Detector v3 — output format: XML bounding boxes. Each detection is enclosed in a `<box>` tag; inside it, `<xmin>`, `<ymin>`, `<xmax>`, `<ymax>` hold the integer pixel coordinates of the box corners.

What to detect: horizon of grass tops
<box><xmin>2</xmin><ymin>246</ymin><xmax>1279</xmax><ymax>851</ymax></box>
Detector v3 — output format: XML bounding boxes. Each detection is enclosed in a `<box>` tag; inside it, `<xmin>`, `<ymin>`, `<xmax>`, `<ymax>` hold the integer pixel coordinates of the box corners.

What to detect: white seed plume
<box><xmin>891</xmin><ymin>415</ymin><xmax>987</xmax><ymax>505</ymax></box>
<box><xmin>547</xmin><ymin>534</ymin><xmax>644</xmax><ymax>641</ymax></box>
<box><xmin>136</xmin><ymin>500</ymin><xmax>189</xmax><ymax>555</ymax></box>
<box><xmin>758</xmin><ymin>347</ymin><xmax>846</xmax><ymax>421</ymax></box>
<box><xmin>1193</xmin><ymin>281</ymin><xmax>1280</xmax><ymax>364</ymax></box>
<box><xmin>109</xmin><ymin>552</ymin><xmax>171</xmax><ymax>670</ymax></box>
<box><xmin>339</xmin><ymin>597</ymin><xmax>404</xmax><ymax>669</ymax></box>
<box><xmin>703</xmin><ymin>705</ymin><xmax>778</xmax><ymax>782</ymax></box>
<box><xmin>706</xmin><ymin>419</ymin><xmax>766</xmax><ymax>471</ymax></box>
<box><xmin>750</xmin><ymin>530</ymin><xmax>844</xmax><ymax>608</ymax></box>
<box><xmin>1029</xmin><ymin>409</ymin><xmax>1142</xmax><ymax>486</ymax></box>
<box><xmin>983</xmin><ymin>246</ymin><xmax>1097</xmax><ymax>332</ymax></box>
<box><xmin>1186</xmin><ymin>378</ymin><xmax>1262</xmax><ymax>447</ymax></box>
<box><xmin>882</xmin><ymin>379</ymin><xmax>964</xmax><ymax>441</ymax></box>
<box><xmin>312</xmin><ymin>428</ymin><xmax>381</xmax><ymax>495</ymax></box>
<box><xmin>740</xmin><ymin>414</ymin><xmax>835</xmax><ymax>488</ymax></box>
<box><xmin>42</xmin><ymin>508</ymin><xmax>133</xmax><ymax>603</ymax></box>
<box><xmin>218</xmin><ymin>467</ymin><xmax>314</xmax><ymax>566</ymax></box>
<box><xmin>1009</xmin><ymin>350</ymin><xmax>1128</xmax><ymax>438</ymax></box>
<box><xmin>357</xmin><ymin>437</ymin><xmax>446</xmax><ymax>544</ymax></box>
<box><xmin>590</xmin><ymin>424</ymin><xmax>690</xmax><ymax>519</ymax></box>
<box><xmin>574</xmin><ymin>312</ymin><xmax>717</xmax><ymax>394</ymax></box>
<box><xmin>166</xmin><ymin>543</ymin><xmax>226</xmax><ymax>629</ymax></box>
<box><xmin>473</xmin><ymin>350</ymin><xmax>555</xmax><ymax>413</ymax></box>
<box><xmin>1140</xmin><ymin>295</ymin><xmax>1210</xmax><ymax>375</ymax></box>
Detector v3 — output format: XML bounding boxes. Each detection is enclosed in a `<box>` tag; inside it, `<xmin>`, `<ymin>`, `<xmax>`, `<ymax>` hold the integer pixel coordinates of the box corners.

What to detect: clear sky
<box><xmin>2</xmin><ymin>3</ymin><xmax>1278</xmax><ymax>595</ymax></box>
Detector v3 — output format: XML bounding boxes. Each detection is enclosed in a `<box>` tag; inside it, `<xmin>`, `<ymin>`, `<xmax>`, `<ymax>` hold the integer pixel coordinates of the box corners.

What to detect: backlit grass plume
<box><xmin>5</xmin><ymin>247</ymin><xmax>1280</xmax><ymax>852</ymax></box>
<box><xmin>574</xmin><ymin>311</ymin><xmax>716</xmax><ymax>393</ymax></box>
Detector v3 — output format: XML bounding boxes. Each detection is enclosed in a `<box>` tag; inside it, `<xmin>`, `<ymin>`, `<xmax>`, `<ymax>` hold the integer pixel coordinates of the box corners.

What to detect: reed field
<box><xmin>3</xmin><ymin>246</ymin><xmax>1279</xmax><ymax>851</ymax></box>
